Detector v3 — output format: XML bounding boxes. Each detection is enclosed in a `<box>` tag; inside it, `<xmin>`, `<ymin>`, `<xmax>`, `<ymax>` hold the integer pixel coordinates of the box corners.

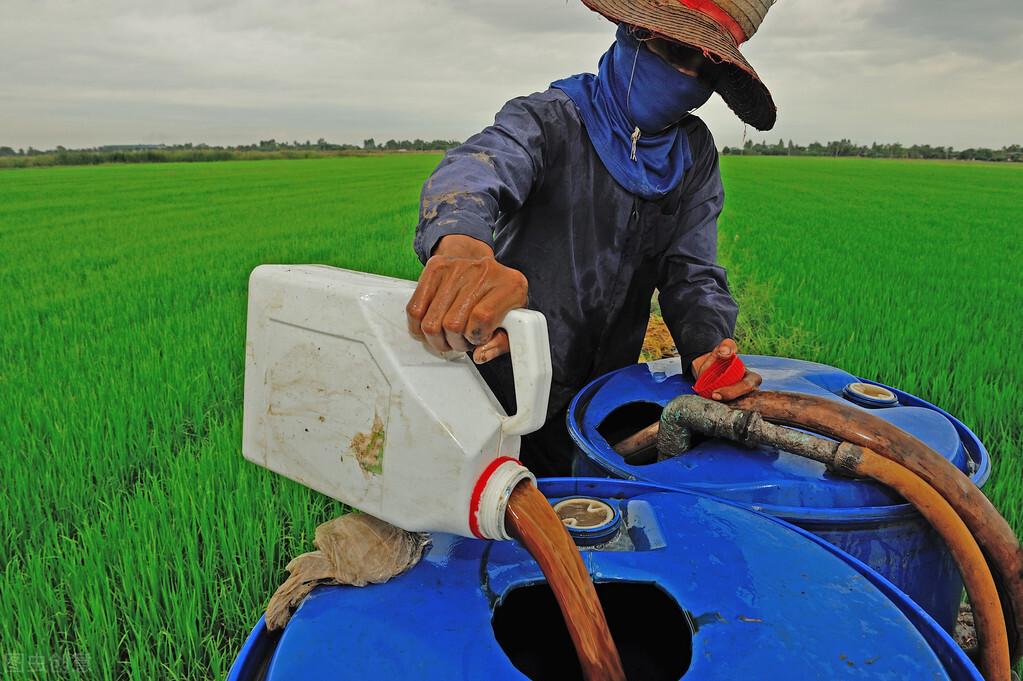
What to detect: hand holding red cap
<box><xmin>693</xmin><ymin>354</ymin><xmax>747</xmax><ymax>398</ymax></box>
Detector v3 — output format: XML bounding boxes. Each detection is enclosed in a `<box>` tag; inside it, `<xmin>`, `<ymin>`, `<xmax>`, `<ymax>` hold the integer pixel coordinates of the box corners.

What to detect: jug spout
<box><xmin>470</xmin><ymin>457</ymin><xmax>537</xmax><ymax>539</ymax></box>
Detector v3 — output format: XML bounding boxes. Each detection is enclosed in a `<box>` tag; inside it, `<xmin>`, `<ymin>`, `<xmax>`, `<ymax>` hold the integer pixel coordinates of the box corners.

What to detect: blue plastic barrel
<box><xmin>229</xmin><ymin>479</ymin><xmax>980</xmax><ymax>680</ymax></box>
<box><xmin>567</xmin><ymin>355</ymin><xmax>991</xmax><ymax>634</ymax></box>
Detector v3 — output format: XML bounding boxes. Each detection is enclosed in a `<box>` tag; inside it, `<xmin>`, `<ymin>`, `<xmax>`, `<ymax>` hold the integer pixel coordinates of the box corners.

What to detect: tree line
<box><xmin>0</xmin><ymin>138</ymin><xmax>462</xmax><ymax>168</ymax></box>
<box><xmin>2</xmin><ymin>137</ymin><xmax>1020</xmax><ymax>168</ymax></box>
<box><xmin>722</xmin><ymin>138</ymin><xmax>1022</xmax><ymax>162</ymax></box>
<box><xmin>361</xmin><ymin>138</ymin><xmax>461</xmax><ymax>151</ymax></box>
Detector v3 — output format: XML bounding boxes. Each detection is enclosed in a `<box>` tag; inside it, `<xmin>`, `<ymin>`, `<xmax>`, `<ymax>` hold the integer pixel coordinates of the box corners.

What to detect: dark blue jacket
<box><xmin>414</xmin><ymin>88</ymin><xmax>738</xmax><ymax>431</ymax></box>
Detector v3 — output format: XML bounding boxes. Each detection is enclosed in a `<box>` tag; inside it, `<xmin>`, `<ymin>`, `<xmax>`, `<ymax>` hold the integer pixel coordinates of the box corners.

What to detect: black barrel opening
<box><xmin>492</xmin><ymin>581</ymin><xmax>693</xmax><ymax>681</ymax></box>
<box><xmin>597</xmin><ymin>402</ymin><xmax>664</xmax><ymax>465</ymax></box>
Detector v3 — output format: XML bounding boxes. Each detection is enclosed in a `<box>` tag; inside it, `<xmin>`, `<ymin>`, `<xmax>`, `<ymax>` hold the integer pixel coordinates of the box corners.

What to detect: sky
<box><xmin>3</xmin><ymin>0</ymin><xmax>1022</xmax><ymax>150</ymax></box>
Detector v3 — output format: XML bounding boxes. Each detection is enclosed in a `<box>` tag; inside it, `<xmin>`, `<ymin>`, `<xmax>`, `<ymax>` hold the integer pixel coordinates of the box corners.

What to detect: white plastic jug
<box><xmin>242</xmin><ymin>265</ymin><xmax>552</xmax><ymax>539</ymax></box>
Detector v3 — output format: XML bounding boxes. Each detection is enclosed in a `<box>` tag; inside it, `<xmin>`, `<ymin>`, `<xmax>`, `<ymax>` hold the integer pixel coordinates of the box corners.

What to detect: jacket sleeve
<box><xmin>657</xmin><ymin>125</ymin><xmax>739</xmax><ymax>375</ymax></box>
<box><xmin>413</xmin><ymin>94</ymin><xmax>551</xmax><ymax>263</ymax></box>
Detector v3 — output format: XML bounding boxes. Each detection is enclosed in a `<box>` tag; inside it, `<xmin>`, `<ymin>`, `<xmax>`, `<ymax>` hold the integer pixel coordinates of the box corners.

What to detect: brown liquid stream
<box><xmin>504</xmin><ymin>483</ymin><xmax>627</xmax><ymax>681</ymax></box>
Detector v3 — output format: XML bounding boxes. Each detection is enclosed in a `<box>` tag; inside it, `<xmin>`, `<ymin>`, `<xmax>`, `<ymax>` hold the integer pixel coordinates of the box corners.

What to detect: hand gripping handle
<box><xmin>498</xmin><ymin>309</ymin><xmax>552</xmax><ymax>437</ymax></box>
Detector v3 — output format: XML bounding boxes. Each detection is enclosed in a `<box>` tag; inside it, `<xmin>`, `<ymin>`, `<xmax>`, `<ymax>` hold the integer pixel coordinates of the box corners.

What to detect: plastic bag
<box><xmin>265</xmin><ymin>513</ymin><xmax>430</xmax><ymax>630</ymax></box>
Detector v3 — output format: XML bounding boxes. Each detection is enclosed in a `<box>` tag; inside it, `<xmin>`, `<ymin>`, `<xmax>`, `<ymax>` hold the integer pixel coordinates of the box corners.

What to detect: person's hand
<box><xmin>406</xmin><ymin>234</ymin><xmax>527</xmax><ymax>363</ymax></box>
<box><xmin>691</xmin><ymin>338</ymin><xmax>762</xmax><ymax>401</ymax></box>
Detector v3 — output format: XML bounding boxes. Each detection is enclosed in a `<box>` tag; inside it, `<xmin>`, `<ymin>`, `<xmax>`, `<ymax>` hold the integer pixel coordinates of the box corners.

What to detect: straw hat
<box><xmin>580</xmin><ymin>0</ymin><xmax>778</xmax><ymax>130</ymax></box>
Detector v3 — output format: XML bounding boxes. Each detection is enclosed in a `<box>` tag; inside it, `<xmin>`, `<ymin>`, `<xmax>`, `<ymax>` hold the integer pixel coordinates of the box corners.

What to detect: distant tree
<box><xmin>363</xmin><ymin>138</ymin><xmax>376</xmax><ymax>150</ymax></box>
<box><xmin>0</xmin><ymin>146</ymin><xmax>15</xmax><ymax>156</ymax></box>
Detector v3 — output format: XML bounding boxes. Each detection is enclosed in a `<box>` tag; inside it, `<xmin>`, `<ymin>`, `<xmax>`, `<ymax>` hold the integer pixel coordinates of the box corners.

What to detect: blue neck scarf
<box><xmin>552</xmin><ymin>25</ymin><xmax>713</xmax><ymax>200</ymax></box>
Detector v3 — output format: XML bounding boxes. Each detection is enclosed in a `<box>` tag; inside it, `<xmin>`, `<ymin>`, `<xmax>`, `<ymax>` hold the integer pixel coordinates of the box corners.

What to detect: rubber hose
<box><xmin>853</xmin><ymin>447</ymin><xmax>1010</xmax><ymax>681</ymax></box>
<box><xmin>733</xmin><ymin>390</ymin><xmax>1023</xmax><ymax>662</ymax></box>
<box><xmin>613</xmin><ymin>422</ymin><xmax>659</xmax><ymax>461</ymax></box>
<box><xmin>653</xmin><ymin>394</ymin><xmax>1012</xmax><ymax>679</ymax></box>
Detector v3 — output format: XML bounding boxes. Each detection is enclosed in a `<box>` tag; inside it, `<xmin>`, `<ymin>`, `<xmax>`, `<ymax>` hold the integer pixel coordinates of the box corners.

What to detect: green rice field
<box><xmin>1</xmin><ymin>155</ymin><xmax>1020</xmax><ymax>678</ymax></box>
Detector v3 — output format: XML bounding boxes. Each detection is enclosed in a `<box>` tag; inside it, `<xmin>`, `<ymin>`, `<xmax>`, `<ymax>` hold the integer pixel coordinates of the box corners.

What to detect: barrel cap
<box><xmin>552</xmin><ymin>496</ymin><xmax>622</xmax><ymax>546</ymax></box>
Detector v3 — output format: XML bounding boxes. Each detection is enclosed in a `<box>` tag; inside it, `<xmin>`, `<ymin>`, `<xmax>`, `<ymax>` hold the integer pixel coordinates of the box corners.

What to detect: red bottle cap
<box><xmin>693</xmin><ymin>355</ymin><xmax>746</xmax><ymax>398</ymax></box>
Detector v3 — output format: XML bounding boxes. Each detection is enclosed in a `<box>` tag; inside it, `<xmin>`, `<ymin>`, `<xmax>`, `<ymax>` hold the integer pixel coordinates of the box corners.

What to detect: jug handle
<box><xmin>498</xmin><ymin>309</ymin><xmax>553</xmax><ymax>437</ymax></box>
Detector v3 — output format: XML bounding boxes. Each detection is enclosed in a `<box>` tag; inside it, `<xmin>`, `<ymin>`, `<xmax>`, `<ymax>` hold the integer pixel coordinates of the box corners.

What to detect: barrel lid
<box><xmin>567</xmin><ymin>356</ymin><xmax>989</xmax><ymax>519</ymax></box>
<box><xmin>258</xmin><ymin>479</ymin><xmax>966</xmax><ymax>680</ymax></box>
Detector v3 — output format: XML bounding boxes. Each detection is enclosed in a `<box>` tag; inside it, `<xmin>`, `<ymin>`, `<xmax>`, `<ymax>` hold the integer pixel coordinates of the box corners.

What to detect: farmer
<box><xmin>407</xmin><ymin>0</ymin><xmax>778</xmax><ymax>476</ymax></box>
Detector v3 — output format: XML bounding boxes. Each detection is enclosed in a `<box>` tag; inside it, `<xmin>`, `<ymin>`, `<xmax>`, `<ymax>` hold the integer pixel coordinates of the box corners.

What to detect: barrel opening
<box><xmin>492</xmin><ymin>581</ymin><xmax>692</xmax><ymax>681</ymax></box>
<box><xmin>597</xmin><ymin>402</ymin><xmax>664</xmax><ymax>465</ymax></box>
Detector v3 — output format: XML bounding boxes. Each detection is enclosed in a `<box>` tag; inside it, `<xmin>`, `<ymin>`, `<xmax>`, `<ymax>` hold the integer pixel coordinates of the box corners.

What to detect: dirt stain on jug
<box><xmin>505</xmin><ymin>482</ymin><xmax>626</xmax><ymax>681</ymax></box>
<box><xmin>350</xmin><ymin>413</ymin><xmax>385</xmax><ymax>474</ymax></box>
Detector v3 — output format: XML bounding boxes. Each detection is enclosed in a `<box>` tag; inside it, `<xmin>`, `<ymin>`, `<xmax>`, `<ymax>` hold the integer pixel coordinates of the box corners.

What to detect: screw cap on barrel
<box><xmin>553</xmin><ymin>497</ymin><xmax>623</xmax><ymax>546</ymax></box>
<box><xmin>843</xmin><ymin>382</ymin><xmax>899</xmax><ymax>408</ymax></box>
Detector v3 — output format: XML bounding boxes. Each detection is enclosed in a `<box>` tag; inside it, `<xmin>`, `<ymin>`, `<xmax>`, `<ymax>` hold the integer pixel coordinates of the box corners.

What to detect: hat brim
<box><xmin>580</xmin><ymin>0</ymin><xmax>777</xmax><ymax>131</ymax></box>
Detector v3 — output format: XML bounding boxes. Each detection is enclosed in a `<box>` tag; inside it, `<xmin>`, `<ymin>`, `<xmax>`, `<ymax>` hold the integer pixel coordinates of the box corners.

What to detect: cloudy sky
<box><xmin>3</xmin><ymin>0</ymin><xmax>1021</xmax><ymax>150</ymax></box>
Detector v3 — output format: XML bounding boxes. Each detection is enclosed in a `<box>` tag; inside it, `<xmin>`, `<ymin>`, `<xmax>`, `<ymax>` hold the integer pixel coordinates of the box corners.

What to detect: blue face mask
<box><xmin>551</xmin><ymin>24</ymin><xmax>714</xmax><ymax>199</ymax></box>
<box><xmin>613</xmin><ymin>26</ymin><xmax>714</xmax><ymax>133</ymax></box>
